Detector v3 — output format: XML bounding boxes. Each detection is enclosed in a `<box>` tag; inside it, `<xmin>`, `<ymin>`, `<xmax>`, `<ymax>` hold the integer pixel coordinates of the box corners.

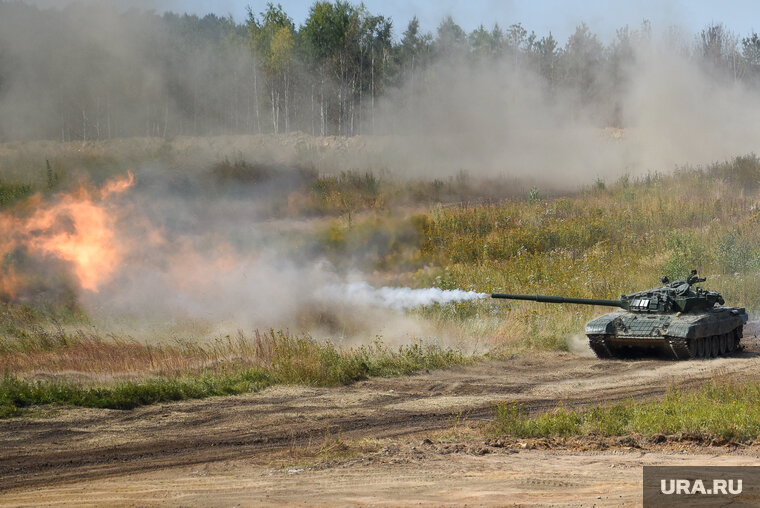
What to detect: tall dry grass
<box><xmin>0</xmin><ymin>329</ymin><xmax>465</xmax><ymax>381</ymax></box>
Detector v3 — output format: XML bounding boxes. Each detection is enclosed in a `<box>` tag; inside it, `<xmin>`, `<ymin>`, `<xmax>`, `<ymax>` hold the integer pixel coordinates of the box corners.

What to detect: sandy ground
<box><xmin>6</xmin><ymin>446</ymin><xmax>760</xmax><ymax>507</ymax></box>
<box><xmin>2</xmin><ymin>341</ymin><xmax>760</xmax><ymax>506</ymax></box>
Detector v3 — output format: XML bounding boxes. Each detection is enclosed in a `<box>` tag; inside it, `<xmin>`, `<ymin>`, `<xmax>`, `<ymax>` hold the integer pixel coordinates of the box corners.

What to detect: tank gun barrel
<box><xmin>491</xmin><ymin>293</ymin><xmax>625</xmax><ymax>308</ymax></box>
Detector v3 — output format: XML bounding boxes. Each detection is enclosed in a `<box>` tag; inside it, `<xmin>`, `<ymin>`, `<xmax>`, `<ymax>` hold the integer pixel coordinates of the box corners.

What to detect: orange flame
<box><xmin>100</xmin><ymin>171</ymin><xmax>134</xmax><ymax>199</ymax></box>
<box><xmin>5</xmin><ymin>172</ymin><xmax>136</xmax><ymax>293</ymax></box>
<box><xmin>0</xmin><ymin>265</ymin><xmax>21</xmax><ymax>299</ymax></box>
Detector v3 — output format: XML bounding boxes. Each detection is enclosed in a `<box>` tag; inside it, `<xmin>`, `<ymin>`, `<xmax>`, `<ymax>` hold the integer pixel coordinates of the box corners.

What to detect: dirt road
<box><xmin>3</xmin><ymin>342</ymin><xmax>760</xmax><ymax>506</ymax></box>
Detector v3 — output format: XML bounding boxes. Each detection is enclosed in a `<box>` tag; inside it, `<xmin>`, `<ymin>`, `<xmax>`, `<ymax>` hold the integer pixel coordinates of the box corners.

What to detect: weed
<box><xmin>528</xmin><ymin>186</ymin><xmax>540</xmax><ymax>203</ymax></box>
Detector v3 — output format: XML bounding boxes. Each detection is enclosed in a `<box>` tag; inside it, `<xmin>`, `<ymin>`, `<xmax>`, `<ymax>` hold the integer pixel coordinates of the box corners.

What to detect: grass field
<box><xmin>1</xmin><ymin>138</ymin><xmax>760</xmax><ymax>414</ymax></box>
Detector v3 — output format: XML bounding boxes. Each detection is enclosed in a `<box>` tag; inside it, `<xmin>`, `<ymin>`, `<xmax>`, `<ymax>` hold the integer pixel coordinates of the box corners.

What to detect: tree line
<box><xmin>0</xmin><ymin>1</ymin><xmax>759</xmax><ymax>141</ymax></box>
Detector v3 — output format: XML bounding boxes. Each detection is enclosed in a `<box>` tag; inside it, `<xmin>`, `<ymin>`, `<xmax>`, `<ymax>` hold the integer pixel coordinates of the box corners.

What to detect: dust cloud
<box><xmin>372</xmin><ymin>39</ymin><xmax>760</xmax><ymax>182</ymax></box>
<box><xmin>567</xmin><ymin>333</ymin><xmax>595</xmax><ymax>357</ymax></box>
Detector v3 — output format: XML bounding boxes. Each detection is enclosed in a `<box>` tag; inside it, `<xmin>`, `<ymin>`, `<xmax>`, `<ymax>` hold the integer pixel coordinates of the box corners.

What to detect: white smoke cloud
<box><xmin>317</xmin><ymin>282</ymin><xmax>488</xmax><ymax>311</ymax></box>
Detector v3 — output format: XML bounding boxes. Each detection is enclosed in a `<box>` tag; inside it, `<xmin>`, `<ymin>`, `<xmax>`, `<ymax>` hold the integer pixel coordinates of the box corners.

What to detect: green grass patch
<box><xmin>0</xmin><ymin>331</ymin><xmax>468</xmax><ymax>417</ymax></box>
<box><xmin>0</xmin><ymin>368</ymin><xmax>272</xmax><ymax>417</ymax></box>
<box><xmin>491</xmin><ymin>380</ymin><xmax>760</xmax><ymax>442</ymax></box>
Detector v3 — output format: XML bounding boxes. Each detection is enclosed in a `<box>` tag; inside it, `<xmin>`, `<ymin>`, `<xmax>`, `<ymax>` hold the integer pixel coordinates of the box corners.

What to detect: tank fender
<box><xmin>585</xmin><ymin>312</ymin><xmax>625</xmax><ymax>335</ymax></box>
<box><xmin>667</xmin><ymin>312</ymin><xmax>747</xmax><ymax>339</ymax></box>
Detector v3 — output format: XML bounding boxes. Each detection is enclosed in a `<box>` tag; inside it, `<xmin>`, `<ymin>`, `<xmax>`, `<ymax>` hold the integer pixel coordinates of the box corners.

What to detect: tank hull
<box><xmin>585</xmin><ymin>308</ymin><xmax>748</xmax><ymax>360</ymax></box>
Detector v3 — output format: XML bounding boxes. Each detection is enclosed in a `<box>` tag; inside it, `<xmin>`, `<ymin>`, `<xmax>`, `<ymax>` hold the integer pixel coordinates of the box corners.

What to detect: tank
<box><xmin>491</xmin><ymin>270</ymin><xmax>748</xmax><ymax>360</ymax></box>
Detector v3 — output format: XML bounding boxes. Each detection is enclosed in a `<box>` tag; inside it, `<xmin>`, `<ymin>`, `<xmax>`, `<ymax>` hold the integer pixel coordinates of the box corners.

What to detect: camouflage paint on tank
<box><xmin>492</xmin><ymin>270</ymin><xmax>748</xmax><ymax>360</ymax></box>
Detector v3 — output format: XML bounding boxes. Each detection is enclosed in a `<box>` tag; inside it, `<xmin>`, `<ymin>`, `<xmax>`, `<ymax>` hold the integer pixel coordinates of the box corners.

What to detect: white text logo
<box><xmin>660</xmin><ymin>479</ymin><xmax>742</xmax><ymax>495</ymax></box>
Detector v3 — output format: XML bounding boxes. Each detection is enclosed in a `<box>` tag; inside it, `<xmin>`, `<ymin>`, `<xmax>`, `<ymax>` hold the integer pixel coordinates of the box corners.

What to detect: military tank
<box><xmin>491</xmin><ymin>270</ymin><xmax>748</xmax><ymax>360</ymax></box>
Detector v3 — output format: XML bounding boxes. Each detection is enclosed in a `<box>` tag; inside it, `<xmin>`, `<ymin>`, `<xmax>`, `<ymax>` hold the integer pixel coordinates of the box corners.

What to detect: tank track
<box><xmin>588</xmin><ymin>327</ymin><xmax>743</xmax><ymax>360</ymax></box>
<box><xmin>588</xmin><ymin>335</ymin><xmax>614</xmax><ymax>358</ymax></box>
<box><xmin>666</xmin><ymin>337</ymin><xmax>693</xmax><ymax>360</ymax></box>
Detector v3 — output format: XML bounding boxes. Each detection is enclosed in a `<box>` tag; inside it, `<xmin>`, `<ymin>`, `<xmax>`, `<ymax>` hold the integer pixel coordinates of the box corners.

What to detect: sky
<box><xmin>22</xmin><ymin>0</ymin><xmax>760</xmax><ymax>43</ymax></box>
<box><xmin>165</xmin><ymin>0</ymin><xmax>759</xmax><ymax>42</ymax></box>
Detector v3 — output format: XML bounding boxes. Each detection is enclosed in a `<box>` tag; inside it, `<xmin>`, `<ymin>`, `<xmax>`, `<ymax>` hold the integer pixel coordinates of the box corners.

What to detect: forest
<box><xmin>1</xmin><ymin>1</ymin><xmax>760</xmax><ymax>141</ymax></box>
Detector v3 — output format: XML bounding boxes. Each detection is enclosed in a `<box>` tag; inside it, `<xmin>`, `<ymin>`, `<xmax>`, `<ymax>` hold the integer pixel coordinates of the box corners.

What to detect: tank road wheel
<box><xmin>696</xmin><ymin>337</ymin><xmax>706</xmax><ymax>358</ymax></box>
<box><xmin>726</xmin><ymin>332</ymin><xmax>736</xmax><ymax>353</ymax></box>
<box><xmin>720</xmin><ymin>334</ymin><xmax>729</xmax><ymax>355</ymax></box>
<box><xmin>710</xmin><ymin>335</ymin><xmax>720</xmax><ymax>358</ymax></box>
